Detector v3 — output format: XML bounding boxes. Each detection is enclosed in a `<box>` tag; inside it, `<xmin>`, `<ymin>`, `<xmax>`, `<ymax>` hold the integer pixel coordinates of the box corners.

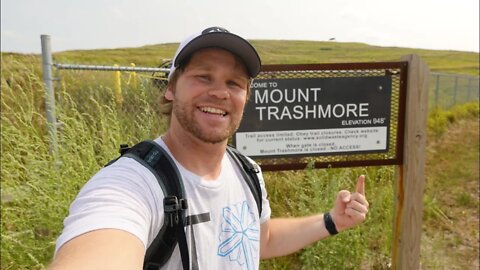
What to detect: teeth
<box><xmin>200</xmin><ymin>107</ymin><xmax>227</xmax><ymax>116</ymax></box>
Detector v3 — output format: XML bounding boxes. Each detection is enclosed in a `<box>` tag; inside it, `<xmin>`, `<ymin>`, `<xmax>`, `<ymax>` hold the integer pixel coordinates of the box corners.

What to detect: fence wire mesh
<box><xmin>429</xmin><ymin>73</ymin><xmax>479</xmax><ymax>109</ymax></box>
<box><xmin>53</xmin><ymin>66</ymin><xmax>169</xmax><ymax>148</ymax></box>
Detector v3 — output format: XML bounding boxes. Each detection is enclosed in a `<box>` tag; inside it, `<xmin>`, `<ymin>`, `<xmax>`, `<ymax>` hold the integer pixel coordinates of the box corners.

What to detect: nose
<box><xmin>208</xmin><ymin>82</ymin><xmax>230</xmax><ymax>100</ymax></box>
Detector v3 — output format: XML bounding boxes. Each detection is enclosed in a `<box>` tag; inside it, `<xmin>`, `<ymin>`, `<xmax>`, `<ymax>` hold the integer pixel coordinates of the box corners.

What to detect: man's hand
<box><xmin>330</xmin><ymin>175</ymin><xmax>369</xmax><ymax>232</ymax></box>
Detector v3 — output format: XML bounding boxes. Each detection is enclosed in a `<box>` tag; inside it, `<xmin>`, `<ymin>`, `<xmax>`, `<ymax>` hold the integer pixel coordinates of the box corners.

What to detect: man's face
<box><xmin>165</xmin><ymin>48</ymin><xmax>250</xmax><ymax>144</ymax></box>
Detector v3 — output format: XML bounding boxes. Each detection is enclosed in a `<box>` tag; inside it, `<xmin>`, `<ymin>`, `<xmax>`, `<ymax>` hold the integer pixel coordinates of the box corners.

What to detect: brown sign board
<box><xmin>233</xmin><ymin>62</ymin><xmax>408</xmax><ymax>171</ymax></box>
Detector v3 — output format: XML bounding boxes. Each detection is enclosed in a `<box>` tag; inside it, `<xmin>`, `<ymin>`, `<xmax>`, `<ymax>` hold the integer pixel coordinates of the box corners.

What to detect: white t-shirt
<box><xmin>55</xmin><ymin>137</ymin><xmax>271</xmax><ymax>270</ymax></box>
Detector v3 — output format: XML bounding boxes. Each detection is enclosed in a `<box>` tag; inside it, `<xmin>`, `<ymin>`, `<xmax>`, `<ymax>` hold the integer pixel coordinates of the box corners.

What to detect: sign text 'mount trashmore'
<box><xmin>234</xmin><ymin>76</ymin><xmax>392</xmax><ymax>158</ymax></box>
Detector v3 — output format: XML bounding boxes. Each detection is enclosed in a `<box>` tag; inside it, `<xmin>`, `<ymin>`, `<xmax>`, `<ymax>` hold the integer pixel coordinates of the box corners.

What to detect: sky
<box><xmin>1</xmin><ymin>0</ymin><xmax>479</xmax><ymax>54</ymax></box>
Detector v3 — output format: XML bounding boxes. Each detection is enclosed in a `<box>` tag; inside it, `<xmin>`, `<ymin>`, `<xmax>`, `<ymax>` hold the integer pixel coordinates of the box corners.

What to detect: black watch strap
<box><xmin>324</xmin><ymin>212</ymin><xmax>338</xmax><ymax>235</ymax></box>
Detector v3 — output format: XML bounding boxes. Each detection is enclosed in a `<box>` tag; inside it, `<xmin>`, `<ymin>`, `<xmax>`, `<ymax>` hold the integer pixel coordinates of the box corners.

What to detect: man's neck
<box><xmin>163</xmin><ymin>129</ymin><xmax>227</xmax><ymax>180</ymax></box>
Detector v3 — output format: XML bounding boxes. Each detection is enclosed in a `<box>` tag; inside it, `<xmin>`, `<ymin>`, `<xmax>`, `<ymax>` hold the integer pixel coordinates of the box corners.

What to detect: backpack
<box><xmin>105</xmin><ymin>140</ymin><xmax>263</xmax><ymax>270</ymax></box>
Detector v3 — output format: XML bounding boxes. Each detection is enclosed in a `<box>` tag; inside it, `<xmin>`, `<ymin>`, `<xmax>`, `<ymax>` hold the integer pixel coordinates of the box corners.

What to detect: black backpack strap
<box><xmin>106</xmin><ymin>140</ymin><xmax>190</xmax><ymax>270</ymax></box>
<box><xmin>226</xmin><ymin>145</ymin><xmax>263</xmax><ymax>217</ymax></box>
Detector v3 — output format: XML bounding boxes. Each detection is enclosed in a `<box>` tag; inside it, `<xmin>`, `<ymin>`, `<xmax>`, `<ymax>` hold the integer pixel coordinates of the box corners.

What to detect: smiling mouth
<box><xmin>199</xmin><ymin>106</ymin><xmax>228</xmax><ymax>117</ymax></box>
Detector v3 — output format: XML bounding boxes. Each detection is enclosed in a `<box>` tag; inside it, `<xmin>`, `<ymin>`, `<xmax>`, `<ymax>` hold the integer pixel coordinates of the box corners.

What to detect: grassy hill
<box><xmin>4</xmin><ymin>40</ymin><xmax>479</xmax><ymax>75</ymax></box>
<box><xmin>1</xmin><ymin>40</ymin><xmax>479</xmax><ymax>269</ymax></box>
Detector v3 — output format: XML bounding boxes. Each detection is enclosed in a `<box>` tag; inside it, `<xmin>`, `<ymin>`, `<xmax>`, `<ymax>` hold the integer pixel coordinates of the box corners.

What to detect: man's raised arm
<box><xmin>260</xmin><ymin>175</ymin><xmax>369</xmax><ymax>259</ymax></box>
<box><xmin>49</xmin><ymin>229</ymin><xmax>144</xmax><ymax>270</ymax></box>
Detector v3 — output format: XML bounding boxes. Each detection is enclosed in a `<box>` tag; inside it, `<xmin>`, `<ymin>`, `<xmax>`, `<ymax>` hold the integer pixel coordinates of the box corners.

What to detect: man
<box><xmin>50</xmin><ymin>26</ymin><xmax>369</xmax><ymax>270</ymax></box>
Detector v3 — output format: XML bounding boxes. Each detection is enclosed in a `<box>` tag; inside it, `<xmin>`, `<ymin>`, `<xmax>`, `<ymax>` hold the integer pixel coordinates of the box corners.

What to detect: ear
<box><xmin>165</xmin><ymin>86</ymin><xmax>174</xmax><ymax>101</ymax></box>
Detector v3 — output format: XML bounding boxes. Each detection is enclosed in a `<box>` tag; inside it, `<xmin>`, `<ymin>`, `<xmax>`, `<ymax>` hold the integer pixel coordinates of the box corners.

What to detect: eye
<box><xmin>228</xmin><ymin>78</ymin><xmax>248</xmax><ymax>90</ymax></box>
<box><xmin>196</xmin><ymin>75</ymin><xmax>210</xmax><ymax>82</ymax></box>
<box><xmin>227</xmin><ymin>80</ymin><xmax>241</xmax><ymax>88</ymax></box>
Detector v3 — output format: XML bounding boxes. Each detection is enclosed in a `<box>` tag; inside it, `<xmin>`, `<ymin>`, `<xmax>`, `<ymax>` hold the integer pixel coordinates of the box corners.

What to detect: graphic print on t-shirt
<box><xmin>217</xmin><ymin>201</ymin><xmax>259</xmax><ymax>270</ymax></box>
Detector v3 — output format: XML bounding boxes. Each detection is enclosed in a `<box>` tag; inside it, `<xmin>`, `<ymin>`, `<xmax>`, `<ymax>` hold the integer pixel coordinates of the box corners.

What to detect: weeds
<box><xmin>1</xmin><ymin>55</ymin><xmax>165</xmax><ymax>269</ymax></box>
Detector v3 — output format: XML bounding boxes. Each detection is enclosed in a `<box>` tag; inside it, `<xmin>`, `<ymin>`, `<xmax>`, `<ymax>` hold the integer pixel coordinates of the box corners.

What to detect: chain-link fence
<box><xmin>429</xmin><ymin>72</ymin><xmax>479</xmax><ymax>110</ymax></box>
<box><xmin>52</xmin><ymin>64</ymin><xmax>169</xmax><ymax>144</ymax></box>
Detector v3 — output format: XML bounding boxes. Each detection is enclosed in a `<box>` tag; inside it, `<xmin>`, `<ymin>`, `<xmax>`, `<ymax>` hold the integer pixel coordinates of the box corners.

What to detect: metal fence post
<box><xmin>453</xmin><ymin>76</ymin><xmax>458</xmax><ymax>107</ymax></box>
<box><xmin>41</xmin><ymin>35</ymin><xmax>59</xmax><ymax>161</ymax></box>
<box><xmin>434</xmin><ymin>74</ymin><xmax>440</xmax><ymax>109</ymax></box>
<box><xmin>466</xmin><ymin>78</ymin><xmax>472</xmax><ymax>101</ymax></box>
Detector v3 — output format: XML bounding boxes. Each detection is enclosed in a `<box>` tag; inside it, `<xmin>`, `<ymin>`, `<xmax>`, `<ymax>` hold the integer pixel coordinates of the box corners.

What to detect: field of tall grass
<box><xmin>1</xmin><ymin>41</ymin><xmax>478</xmax><ymax>269</ymax></box>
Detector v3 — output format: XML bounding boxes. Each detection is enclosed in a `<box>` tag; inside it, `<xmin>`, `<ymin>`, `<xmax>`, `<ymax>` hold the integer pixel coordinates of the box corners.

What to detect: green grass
<box><xmin>422</xmin><ymin>106</ymin><xmax>479</xmax><ymax>269</ymax></box>
<box><xmin>1</xmin><ymin>56</ymin><xmax>167</xmax><ymax>269</ymax></box>
<box><xmin>1</xmin><ymin>41</ymin><xmax>479</xmax><ymax>269</ymax></box>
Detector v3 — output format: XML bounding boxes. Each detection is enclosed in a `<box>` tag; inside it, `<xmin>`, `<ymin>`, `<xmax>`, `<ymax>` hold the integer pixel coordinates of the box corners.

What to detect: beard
<box><xmin>172</xmin><ymin>99</ymin><xmax>242</xmax><ymax>144</ymax></box>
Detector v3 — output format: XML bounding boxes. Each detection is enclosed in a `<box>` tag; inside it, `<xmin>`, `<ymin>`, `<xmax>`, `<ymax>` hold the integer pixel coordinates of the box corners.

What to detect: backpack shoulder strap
<box><xmin>226</xmin><ymin>145</ymin><xmax>263</xmax><ymax>217</ymax></box>
<box><xmin>106</xmin><ymin>140</ymin><xmax>190</xmax><ymax>270</ymax></box>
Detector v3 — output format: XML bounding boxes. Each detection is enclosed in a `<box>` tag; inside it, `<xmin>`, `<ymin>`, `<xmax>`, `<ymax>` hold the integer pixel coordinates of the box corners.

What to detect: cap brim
<box><xmin>173</xmin><ymin>32</ymin><xmax>261</xmax><ymax>78</ymax></box>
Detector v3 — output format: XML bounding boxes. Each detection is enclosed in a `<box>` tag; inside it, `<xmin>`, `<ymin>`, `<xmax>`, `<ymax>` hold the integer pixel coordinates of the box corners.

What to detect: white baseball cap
<box><xmin>168</xmin><ymin>26</ymin><xmax>261</xmax><ymax>80</ymax></box>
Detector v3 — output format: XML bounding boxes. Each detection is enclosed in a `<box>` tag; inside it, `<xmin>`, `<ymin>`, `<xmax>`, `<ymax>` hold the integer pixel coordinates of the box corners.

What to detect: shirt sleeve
<box><xmin>54</xmin><ymin>157</ymin><xmax>165</xmax><ymax>255</ymax></box>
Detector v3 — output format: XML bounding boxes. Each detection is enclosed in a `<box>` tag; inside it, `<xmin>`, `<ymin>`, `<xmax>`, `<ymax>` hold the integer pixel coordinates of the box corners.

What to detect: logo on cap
<box><xmin>202</xmin><ymin>27</ymin><xmax>230</xmax><ymax>34</ymax></box>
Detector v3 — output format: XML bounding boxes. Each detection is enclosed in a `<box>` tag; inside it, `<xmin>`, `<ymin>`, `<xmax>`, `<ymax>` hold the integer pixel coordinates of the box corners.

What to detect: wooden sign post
<box><xmin>392</xmin><ymin>54</ymin><xmax>430</xmax><ymax>269</ymax></box>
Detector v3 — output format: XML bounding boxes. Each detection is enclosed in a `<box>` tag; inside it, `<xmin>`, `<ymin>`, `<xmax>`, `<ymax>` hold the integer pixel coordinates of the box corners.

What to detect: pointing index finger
<box><xmin>356</xmin><ymin>175</ymin><xmax>366</xmax><ymax>195</ymax></box>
